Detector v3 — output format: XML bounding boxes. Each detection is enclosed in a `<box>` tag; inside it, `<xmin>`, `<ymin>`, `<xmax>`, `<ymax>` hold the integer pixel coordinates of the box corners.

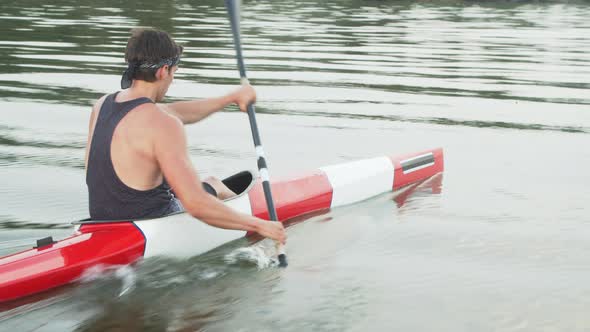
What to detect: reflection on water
<box><xmin>1</xmin><ymin>0</ymin><xmax>590</xmax><ymax>331</ymax></box>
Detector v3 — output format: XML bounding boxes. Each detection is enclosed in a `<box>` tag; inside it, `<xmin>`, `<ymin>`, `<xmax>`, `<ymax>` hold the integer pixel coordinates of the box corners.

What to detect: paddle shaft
<box><xmin>225</xmin><ymin>0</ymin><xmax>287</xmax><ymax>267</ymax></box>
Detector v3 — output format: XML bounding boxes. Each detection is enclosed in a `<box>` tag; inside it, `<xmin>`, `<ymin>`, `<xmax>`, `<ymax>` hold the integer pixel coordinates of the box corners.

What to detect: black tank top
<box><xmin>86</xmin><ymin>92</ymin><xmax>183</xmax><ymax>220</ymax></box>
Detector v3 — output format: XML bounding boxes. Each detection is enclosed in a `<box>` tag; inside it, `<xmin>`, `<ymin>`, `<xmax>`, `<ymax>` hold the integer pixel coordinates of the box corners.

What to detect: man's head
<box><xmin>122</xmin><ymin>29</ymin><xmax>183</xmax><ymax>101</ymax></box>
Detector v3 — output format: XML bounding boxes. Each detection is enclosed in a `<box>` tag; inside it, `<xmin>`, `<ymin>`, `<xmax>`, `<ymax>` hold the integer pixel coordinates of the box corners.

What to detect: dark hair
<box><xmin>124</xmin><ymin>29</ymin><xmax>183</xmax><ymax>82</ymax></box>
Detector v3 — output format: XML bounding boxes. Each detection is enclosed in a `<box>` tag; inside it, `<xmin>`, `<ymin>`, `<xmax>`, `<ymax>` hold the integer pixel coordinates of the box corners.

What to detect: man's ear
<box><xmin>156</xmin><ymin>65</ymin><xmax>169</xmax><ymax>80</ymax></box>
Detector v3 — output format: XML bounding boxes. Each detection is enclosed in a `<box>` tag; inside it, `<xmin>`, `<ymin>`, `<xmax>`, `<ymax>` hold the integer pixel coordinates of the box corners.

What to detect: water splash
<box><xmin>113</xmin><ymin>265</ymin><xmax>136</xmax><ymax>297</ymax></box>
<box><xmin>224</xmin><ymin>240</ymin><xmax>278</xmax><ymax>269</ymax></box>
<box><xmin>78</xmin><ymin>264</ymin><xmax>136</xmax><ymax>298</ymax></box>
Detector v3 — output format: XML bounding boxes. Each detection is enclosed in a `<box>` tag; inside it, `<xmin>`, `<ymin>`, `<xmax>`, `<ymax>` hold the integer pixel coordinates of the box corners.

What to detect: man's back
<box><xmin>85</xmin><ymin>91</ymin><xmax>182</xmax><ymax>220</ymax></box>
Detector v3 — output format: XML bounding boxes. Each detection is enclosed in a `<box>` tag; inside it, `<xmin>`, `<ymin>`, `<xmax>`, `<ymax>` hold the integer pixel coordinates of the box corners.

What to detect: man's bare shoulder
<box><xmin>131</xmin><ymin>103</ymin><xmax>184</xmax><ymax>134</ymax></box>
<box><xmin>114</xmin><ymin>103</ymin><xmax>185</xmax><ymax>159</ymax></box>
<box><xmin>142</xmin><ymin>104</ymin><xmax>187</xmax><ymax>153</ymax></box>
<box><xmin>92</xmin><ymin>94</ymin><xmax>109</xmax><ymax>114</ymax></box>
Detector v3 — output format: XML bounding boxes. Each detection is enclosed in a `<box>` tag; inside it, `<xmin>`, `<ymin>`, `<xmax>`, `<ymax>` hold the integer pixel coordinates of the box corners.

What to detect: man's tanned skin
<box><xmin>85</xmin><ymin>36</ymin><xmax>286</xmax><ymax>244</ymax></box>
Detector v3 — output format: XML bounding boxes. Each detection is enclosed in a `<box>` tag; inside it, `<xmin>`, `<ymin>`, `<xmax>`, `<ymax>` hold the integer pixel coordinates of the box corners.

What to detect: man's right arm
<box><xmin>153</xmin><ymin>111</ymin><xmax>286</xmax><ymax>244</ymax></box>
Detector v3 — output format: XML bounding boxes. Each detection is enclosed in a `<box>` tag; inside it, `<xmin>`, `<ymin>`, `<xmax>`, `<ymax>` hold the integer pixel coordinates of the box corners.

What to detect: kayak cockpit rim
<box><xmin>72</xmin><ymin>170</ymin><xmax>255</xmax><ymax>225</ymax></box>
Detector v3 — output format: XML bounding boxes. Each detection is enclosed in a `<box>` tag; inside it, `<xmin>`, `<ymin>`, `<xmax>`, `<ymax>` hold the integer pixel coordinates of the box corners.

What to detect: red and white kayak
<box><xmin>0</xmin><ymin>148</ymin><xmax>443</xmax><ymax>303</ymax></box>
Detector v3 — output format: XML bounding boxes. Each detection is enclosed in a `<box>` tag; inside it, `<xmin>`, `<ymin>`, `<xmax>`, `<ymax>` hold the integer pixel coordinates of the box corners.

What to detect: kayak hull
<box><xmin>0</xmin><ymin>148</ymin><xmax>444</xmax><ymax>303</ymax></box>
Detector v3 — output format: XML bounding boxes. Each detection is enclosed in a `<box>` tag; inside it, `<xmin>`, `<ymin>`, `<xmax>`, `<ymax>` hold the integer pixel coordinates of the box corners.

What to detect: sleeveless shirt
<box><xmin>86</xmin><ymin>92</ymin><xmax>183</xmax><ymax>220</ymax></box>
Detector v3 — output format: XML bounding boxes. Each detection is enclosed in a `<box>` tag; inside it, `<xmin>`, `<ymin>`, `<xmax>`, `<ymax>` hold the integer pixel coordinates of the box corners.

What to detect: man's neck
<box><xmin>120</xmin><ymin>80</ymin><xmax>160</xmax><ymax>102</ymax></box>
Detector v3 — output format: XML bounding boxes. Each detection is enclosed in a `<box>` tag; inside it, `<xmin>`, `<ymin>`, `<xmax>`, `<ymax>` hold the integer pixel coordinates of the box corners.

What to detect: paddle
<box><xmin>225</xmin><ymin>0</ymin><xmax>287</xmax><ymax>267</ymax></box>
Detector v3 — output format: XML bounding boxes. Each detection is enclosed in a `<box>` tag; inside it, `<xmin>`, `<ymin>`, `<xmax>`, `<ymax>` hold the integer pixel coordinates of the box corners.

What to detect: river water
<box><xmin>0</xmin><ymin>0</ymin><xmax>589</xmax><ymax>331</ymax></box>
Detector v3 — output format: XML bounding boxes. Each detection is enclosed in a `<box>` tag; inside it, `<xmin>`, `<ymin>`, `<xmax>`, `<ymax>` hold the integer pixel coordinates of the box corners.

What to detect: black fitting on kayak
<box><xmin>257</xmin><ymin>157</ymin><xmax>267</xmax><ymax>170</ymax></box>
<box><xmin>278</xmin><ymin>253</ymin><xmax>288</xmax><ymax>267</ymax></box>
<box><xmin>34</xmin><ymin>236</ymin><xmax>56</xmax><ymax>249</ymax></box>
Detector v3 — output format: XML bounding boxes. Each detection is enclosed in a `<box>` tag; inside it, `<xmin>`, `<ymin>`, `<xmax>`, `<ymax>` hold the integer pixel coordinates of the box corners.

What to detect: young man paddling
<box><xmin>85</xmin><ymin>28</ymin><xmax>286</xmax><ymax>245</ymax></box>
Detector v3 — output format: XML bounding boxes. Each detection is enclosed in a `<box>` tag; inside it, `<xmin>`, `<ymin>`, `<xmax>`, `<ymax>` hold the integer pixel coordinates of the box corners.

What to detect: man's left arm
<box><xmin>161</xmin><ymin>84</ymin><xmax>256</xmax><ymax>125</ymax></box>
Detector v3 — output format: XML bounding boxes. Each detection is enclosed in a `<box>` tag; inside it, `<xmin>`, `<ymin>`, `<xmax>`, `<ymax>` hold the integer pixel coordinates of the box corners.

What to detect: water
<box><xmin>1</xmin><ymin>0</ymin><xmax>589</xmax><ymax>331</ymax></box>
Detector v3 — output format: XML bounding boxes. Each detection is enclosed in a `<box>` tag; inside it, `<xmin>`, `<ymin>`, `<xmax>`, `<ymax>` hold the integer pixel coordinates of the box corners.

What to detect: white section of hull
<box><xmin>320</xmin><ymin>156</ymin><xmax>394</xmax><ymax>207</ymax></box>
<box><xmin>136</xmin><ymin>192</ymin><xmax>252</xmax><ymax>259</ymax></box>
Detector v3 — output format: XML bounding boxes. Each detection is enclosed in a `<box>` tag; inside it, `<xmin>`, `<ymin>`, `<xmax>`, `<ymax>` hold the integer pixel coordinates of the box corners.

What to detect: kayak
<box><xmin>0</xmin><ymin>148</ymin><xmax>443</xmax><ymax>303</ymax></box>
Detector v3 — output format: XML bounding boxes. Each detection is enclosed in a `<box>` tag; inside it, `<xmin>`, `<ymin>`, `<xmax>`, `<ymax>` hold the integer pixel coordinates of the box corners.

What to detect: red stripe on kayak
<box><xmin>0</xmin><ymin>222</ymin><xmax>144</xmax><ymax>303</ymax></box>
<box><xmin>249</xmin><ymin>170</ymin><xmax>333</xmax><ymax>223</ymax></box>
<box><xmin>391</xmin><ymin>148</ymin><xmax>444</xmax><ymax>190</ymax></box>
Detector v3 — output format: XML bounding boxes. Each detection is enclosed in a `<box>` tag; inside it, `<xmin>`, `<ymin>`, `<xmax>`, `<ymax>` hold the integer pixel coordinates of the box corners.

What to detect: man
<box><xmin>84</xmin><ymin>28</ymin><xmax>286</xmax><ymax>245</ymax></box>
